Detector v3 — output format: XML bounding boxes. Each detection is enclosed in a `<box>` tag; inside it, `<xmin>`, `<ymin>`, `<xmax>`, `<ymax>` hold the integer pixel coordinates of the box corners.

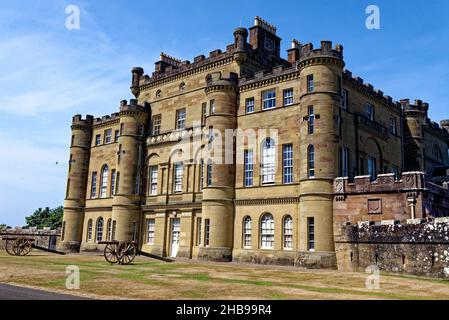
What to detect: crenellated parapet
<box><xmin>71</xmin><ymin>114</ymin><xmax>93</xmax><ymax>130</ymax></box>
<box><xmin>401</xmin><ymin>99</ymin><xmax>429</xmax><ymax>117</ymax></box>
<box><xmin>205</xmin><ymin>71</ymin><xmax>238</xmax><ymax>94</ymax></box>
<box><xmin>298</xmin><ymin>41</ymin><xmax>344</xmax><ymax>70</ymax></box>
<box><xmin>119</xmin><ymin>99</ymin><xmax>148</xmax><ymax>115</ymax></box>
<box><xmin>238</xmin><ymin>64</ymin><xmax>299</xmax><ymax>91</ymax></box>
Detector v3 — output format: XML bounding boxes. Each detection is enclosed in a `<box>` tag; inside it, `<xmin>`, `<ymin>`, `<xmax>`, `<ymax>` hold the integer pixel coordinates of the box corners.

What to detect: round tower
<box><xmin>232</xmin><ymin>27</ymin><xmax>248</xmax><ymax>66</ymax></box>
<box><xmin>401</xmin><ymin>99</ymin><xmax>428</xmax><ymax>171</ymax></box>
<box><xmin>111</xmin><ymin>99</ymin><xmax>148</xmax><ymax>242</ymax></box>
<box><xmin>198</xmin><ymin>71</ymin><xmax>238</xmax><ymax>262</ymax></box>
<box><xmin>59</xmin><ymin>114</ymin><xmax>93</xmax><ymax>252</ymax></box>
<box><xmin>131</xmin><ymin>67</ymin><xmax>144</xmax><ymax>98</ymax></box>
<box><xmin>298</xmin><ymin>41</ymin><xmax>344</xmax><ymax>263</ymax></box>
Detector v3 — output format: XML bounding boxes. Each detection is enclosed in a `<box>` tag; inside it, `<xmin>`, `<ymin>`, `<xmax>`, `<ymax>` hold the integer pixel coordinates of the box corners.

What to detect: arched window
<box><xmin>261</xmin><ymin>138</ymin><xmax>275</xmax><ymax>184</ymax></box>
<box><xmin>283</xmin><ymin>215</ymin><xmax>293</xmax><ymax>250</ymax></box>
<box><xmin>243</xmin><ymin>217</ymin><xmax>252</xmax><ymax>248</ymax></box>
<box><xmin>106</xmin><ymin>218</ymin><xmax>112</xmax><ymax>241</ymax></box>
<box><xmin>433</xmin><ymin>145</ymin><xmax>443</xmax><ymax>163</ymax></box>
<box><xmin>100</xmin><ymin>165</ymin><xmax>109</xmax><ymax>198</ymax></box>
<box><xmin>260</xmin><ymin>213</ymin><xmax>274</xmax><ymax>249</ymax></box>
<box><xmin>179</xmin><ymin>82</ymin><xmax>185</xmax><ymax>91</ymax></box>
<box><xmin>308</xmin><ymin>145</ymin><xmax>315</xmax><ymax>178</ymax></box>
<box><xmin>155</xmin><ymin>89</ymin><xmax>162</xmax><ymax>98</ymax></box>
<box><xmin>87</xmin><ymin>219</ymin><xmax>93</xmax><ymax>241</ymax></box>
<box><xmin>96</xmin><ymin>217</ymin><xmax>104</xmax><ymax>242</ymax></box>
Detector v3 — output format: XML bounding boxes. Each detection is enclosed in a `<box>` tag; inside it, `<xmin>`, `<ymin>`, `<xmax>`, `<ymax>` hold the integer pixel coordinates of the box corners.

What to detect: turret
<box><xmin>59</xmin><ymin>114</ymin><xmax>93</xmax><ymax>252</ymax></box>
<box><xmin>297</xmin><ymin>41</ymin><xmax>345</xmax><ymax>258</ymax></box>
<box><xmin>401</xmin><ymin>99</ymin><xmax>428</xmax><ymax>171</ymax></box>
<box><xmin>233</xmin><ymin>27</ymin><xmax>248</xmax><ymax>65</ymax></box>
<box><xmin>198</xmin><ymin>71</ymin><xmax>238</xmax><ymax>262</ymax></box>
<box><xmin>441</xmin><ymin>119</ymin><xmax>449</xmax><ymax>135</ymax></box>
<box><xmin>131</xmin><ymin>67</ymin><xmax>144</xmax><ymax>98</ymax></box>
<box><xmin>110</xmin><ymin>99</ymin><xmax>149</xmax><ymax>242</ymax></box>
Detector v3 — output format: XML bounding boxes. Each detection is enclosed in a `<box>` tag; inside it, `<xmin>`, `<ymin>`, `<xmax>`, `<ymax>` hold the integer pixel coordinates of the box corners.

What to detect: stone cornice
<box><xmin>298</xmin><ymin>56</ymin><xmax>345</xmax><ymax>70</ymax></box>
<box><xmin>93</xmin><ymin>118</ymin><xmax>120</xmax><ymax>129</ymax></box>
<box><xmin>234</xmin><ymin>197</ymin><xmax>300</xmax><ymax>206</ymax></box>
<box><xmin>239</xmin><ymin>71</ymin><xmax>300</xmax><ymax>93</ymax></box>
<box><xmin>205</xmin><ymin>85</ymin><xmax>237</xmax><ymax>94</ymax></box>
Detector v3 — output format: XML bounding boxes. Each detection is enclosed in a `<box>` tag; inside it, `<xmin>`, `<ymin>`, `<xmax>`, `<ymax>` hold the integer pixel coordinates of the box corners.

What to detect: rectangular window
<box><xmin>201</xmin><ymin>103</ymin><xmax>207</xmax><ymax>125</ymax></box>
<box><xmin>104</xmin><ymin>129</ymin><xmax>112</xmax><ymax>144</ymax></box>
<box><xmin>389</xmin><ymin>117</ymin><xmax>397</xmax><ymax>135</ymax></box>
<box><xmin>71</xmin><ymin>135</ymin><xmax>74</xmax><ymax>146</ymax></box>
<box><xmin>283</xmin><ymin>88</ymin><xmax>294</xmax><ymax>106</ymax></box>
<box><xmin>308</xmin><ymin>146</ymin><xmax>315</xmax><ymax>178</ymax></box>
<box><xmin>204</xmin><ymin>219</ymin><xmax>210</xmax><ymax>247</ymax></box>
<box><xmin>91</xmin><ymin>172</ymin><xmax>97</xmax><ymax>198</ymax></box>
<box><xmin>173</xmin><ymin>163</ymin><xmax>183</xmax><ymax>192</ymax></box>
<box><xmin>114</xmin><ymin>130</ymin><xmax>120</xmax><ymax>142</ymax></box>
<box><xmin>147</xmin><ymin>219</ymin><xmax>155</xmax><ymax>245</ymax></box>
<box><xmin>138</xmin><ymin>124</ymin><xmax>145</xmax><ymax>136</ymax></box>
<box><xmin>95</xmin><ymin>134</ymin><xmax>101</xmax><ymax>146</ymax></box>
<box><xmin>307</xmin><ymin>74</ymin><xmax>314</xmax><ymax>92</ymax></box>
<box><xmin>206</xmin><ymin>160</ymin><xmax>212</xmax><ymax>187</ymax></box>
<box><xmin>244</xmin><ymin>150</ymin><xmax>254</xmax><ymax>187</ymax></box>
<box><xmin>342</xmin><ymin>89</ymin><xmax>348</xmax><ymax>110</ymax></box>
<box><xmin>197</xmin><ymin>218</ymin><xmax>202</xmax><ymax>246</ymax></box>
<box><xmin>176</xmin><ymin>109</ymin><xmax>186</xmax><ymax>130</ymax></box>
<box><xmin>366</xmin><ymin>103</ymin><xmax>375</xmax><ymax>121</ymax></box>
<box><xmin>339</xmin><ymin>147</ymin><xmax>349</xmax><ymax>177</ymax></box>
<box><xmin>392</xmin><ymin>165</ymin><xmax>399</xmax><ymax>180</ymax></box>
<box><xmin>245</xmin><ymin>97</ymin><xmax>255</xmax><ymax>113</ymax></box>
<box><xmin>209</xmin><ymin>99</ymin><xmax>215</xmax><ymax>114</ymax></box>
<box><xmin>110</xmin><ymin>169</ymin><xmax>116</xmax><ymax>196</ymax></box>
<box><xmin>152</xmin><ymin>114</ymin><xmax>161</xmax><ymax>135</ymax></box>
<box><xmin>308</xmin><ymin>106</ymin><xmax>315</xmax><ymax>134</ymax></box>
<box><xmin>368</xmin><ymin>157</ymin><xmax>377</xmax><ymax>181</ymax></box>
<box><xmin>307</xmin><ymin>217</ymin><xmax>315</xmax><ymax>251</ymax></box>
<box><xmin>199</xmin><ymin>159</ymin><xmax>204</xmax><ymax>191</ymax></box>
<box><xmin>262</xmin><ymin>90</ymin><xmax>276</xmax><ymax>110</ymax></box>
<box><xmin>283</xmin><ymin>144</ymin><xmax>293</xmax><ymax>184</ymax></box>
<box><xmin>149</xmin><ymin>165</ymin><xmax>158</xmax><ymax>195</ymax></box>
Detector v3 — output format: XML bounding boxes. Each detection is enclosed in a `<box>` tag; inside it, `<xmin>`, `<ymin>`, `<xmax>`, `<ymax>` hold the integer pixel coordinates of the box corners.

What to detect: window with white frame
<box><xmin>197</xmin><ymin>218</ymin><xmax>202</xmax><ymax>246</ymax></box>
<box><xmin>176</xmin><ymin>109</ymin><xmax>186</xmax><ymax>130</ymax></box>
<box><xmin>147</xmin><ymin>219</ymin><xmax>155</xmax><ymax>244</ymax></box>
<box><xmin>95</xmin><ymin>134</ymin><xmax>101</xmax><ymax>146</ymax></box>
<box><xmin>244</xmin><ymin>150</ymin><xmax>254</xmax><ymax>187</ymax></box>
<box><xmin>110</xmin><ymin>169</ymin><xmax>116</xmax><ymax>196</ymax></box>
<box><xmin>308</xmin><ymin>106</ymin><xmax>315</xmax><ymax>134</ymax></box>
<box><xmin>307</xmin><ymin>74</ymin><xmax>314</xmax><ymax>92</ymax></box>
<box><xmin>152</xmin><ymin>114</ymin><xmax>161</xmax><ymax>135</ymax></box>
<box><xmin>104</xmin><ymin>129</ymin><xmax>112</xmax><ymax>144</ymax></box>
<box><xmin>308</xmin><ymin>145</ymin><xmax>315</xmax><ymax>178</ymax></box>
<box><xmin>173</xmin><ymin>163</ymin><xmax>183</xmax><ymax>192</ymax></box>
<box><xmin>339</xmin><ymin>147</ymin><xmax>349</xmax><ymax>178</ymax></box>
<box><xmin>283</xmin><ymin>88</ymin><xmax>294</xmax><ymax>106</ymax></box>
<box><xmin>206</xmin><ymin>159</ymin><xmax>212</xmax><ymax>187</ymax></box>
<box><xmin>261</xmin><ymin>138</ymin><xmax>275</xmax><ymax>184</ymax></box>
<box><xmin>149</xmin><ymin>165</ymin><xmax>158</xmax><ymax>195</ymax></box>
<box><xmin>260</xmin><ymin>213</ymin><xmax>274</xmax><ymax>249</ymax></box>
<box><xmin>307</xmin><ymin>217</ymin><xmax>315</xmax><ymax>251</ymax></box>
<box><xmin>283</xmin><ymin>144</ymin><xmax>293</xmax><ymax>184</ymax></box>
<box><xmin>204</xmin><ymin>219</ymin><xmax>210</xmax><ymax>247</ymax></box>
<box><xmin>91</xmin><ymin>172</ymin><xmax>97</xmax><ymax>198</ymax></box>
<box><xmin>389</xmin><ymin>117</ymin><xmax>397</xmax><ymax>135</ymax></box>
<box><xmin>283</xmin><ymin>215</ymin><xmax>293</xmax><ymax>250</ymax></box>
<box><xmin>262</xmin><ymin>90</ymin><xmax>276</xmax><ymax>110</ymax></box>
<box><xmin>365</xmin><ymin>103</ymin><xmax>375</xmax><ymax>121</ymax></box>
<box><xmin>368</xmin><ymin>156</ymin><xmax>377</xmax><ymax>181</ymax></box>
<box><xmin>199</xmin><ymin>159</ymin><xmax>204</xmax><ymax>191</ymax></box>
<box><xmin>243</xmin><ymin>217</ymin><xmax>252</xmax><ymax>248</ymax></box>
<box><xmin>96</xmin><ymin>217</ymin><xmax>103</xmax><ymax>242</ymax></box>
<box><xmin>201</xmin><ymin>103</ymin><xmax>207</xmax><ymax>125</ymax></box>
<box><xmin>245</xmin><ymin>97</ymin><xmax>255</xmax><ymax>113</ymax></box>
<box><xmin>87</xmin><ymin>219</ymin><xmax>93</xmax><ymax>241</ymax></box>
<box><xmin>100</xmin><ymin>165</ymin><xmax>108</xmax><ymax>198</ymax></box>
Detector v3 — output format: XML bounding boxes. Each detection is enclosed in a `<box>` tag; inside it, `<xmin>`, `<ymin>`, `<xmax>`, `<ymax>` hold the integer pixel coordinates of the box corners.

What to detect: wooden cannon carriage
<box><xmin>1</xmin><ymin>236</ymin><xmax>65</xmax><ymax>256</ymax></box>
<box><xmin>98</xmin><ymin>241</ymin><xmax>137</xmax><ymax>265</ymax></box>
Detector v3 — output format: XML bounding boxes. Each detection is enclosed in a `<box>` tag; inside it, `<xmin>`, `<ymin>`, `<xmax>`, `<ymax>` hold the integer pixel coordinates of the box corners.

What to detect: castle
<box><xmin>60</xmin><ymin>17</ymin><xmax>449</xmax><ymax>268</ymax></box>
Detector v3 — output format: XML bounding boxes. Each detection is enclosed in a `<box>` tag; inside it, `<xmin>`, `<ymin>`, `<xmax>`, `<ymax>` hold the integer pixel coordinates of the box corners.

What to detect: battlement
<box><xmin>205</xmin><ymin>71</ymin><xmax>239</xmax><ymax>87</ymax></box>
<box><xmin>159</xmin><ymin>52</ymin><xmax>182</xmax><ymax>67</ymax></box>
<box><xmin>93</xmin><ymin>112</ymin><xmax>120</xmax><ymax>125</ymax></box>
<box><xmin>401</xmin><ymin>98</ymin><xmax>429</xmax><ymax>114</ymax></box>
<box><xmin>72</xmin><ymin>114</ymin><xmax>93</xmax><ymax>126</ymax></box>
<box><xmin>253</xmin><ymin>16</ymin><xmax>277</xmax><ymax>34</ymax></box>
<box><xmin>299</xmin><ymin>41</ymin><xmax>344</xmax><ymax>61</ymax></box>
<box><xmin>238</xmin><ymin>64</ymin><xmax>297</xmax><ymax>86</ymax></box>
<box><xmin>119</xmin><ymin>99</ymin><xmax>147</xmax><ymax>113</ymax></box>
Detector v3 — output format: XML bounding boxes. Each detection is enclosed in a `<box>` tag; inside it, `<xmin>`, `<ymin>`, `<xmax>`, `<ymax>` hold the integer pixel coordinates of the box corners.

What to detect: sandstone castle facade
<box><xmin>60</xmin><ymin>17</ymin><xmax>449</xmax><ymax>268</ymax></box>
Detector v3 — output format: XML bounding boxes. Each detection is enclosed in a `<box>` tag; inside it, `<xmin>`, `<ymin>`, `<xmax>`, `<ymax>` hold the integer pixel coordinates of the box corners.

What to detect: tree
<box><xmin>24</xmin><ymin>206</ymin><xmax>63</xmax><ymax>229</ymax></box>
<box><xmin>0</xmin><ymin>224</ymin><xmax>11</xmax><ymax>229</ymax></box>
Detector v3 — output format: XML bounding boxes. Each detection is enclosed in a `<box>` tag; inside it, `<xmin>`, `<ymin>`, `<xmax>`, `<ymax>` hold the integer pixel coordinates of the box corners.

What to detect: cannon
<box><xmin>2</xmin><ymin>236</ymin><xmax>65</xmax><ymax>256</ymax></box>
<box><xmin>98</xmin><ymin>241</ymin><xmax>137</xmax><ymax>265</ymax></box>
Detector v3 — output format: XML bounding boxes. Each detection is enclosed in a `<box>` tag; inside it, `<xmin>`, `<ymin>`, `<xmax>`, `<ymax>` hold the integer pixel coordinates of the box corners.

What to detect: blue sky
<box><xmin>0</xmin><ymin>0</ymin><xmax>448</xmax><ymax>226</ymax></box>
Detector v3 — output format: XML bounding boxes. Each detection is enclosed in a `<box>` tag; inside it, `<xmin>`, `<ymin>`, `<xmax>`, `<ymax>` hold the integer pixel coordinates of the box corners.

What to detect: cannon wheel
<box><xmin>5</xmin><ymin>240</ymin><xmax>16</xmax><ymax>256</ymax></box>
<box><xmin>104</xmin><ymin>243</ymin><xmax>119</xmax><ymax>264</ymax></box>
<box><xmin>117</xmin><ymin>241</ymin><xmax>136</xmax><ymax>265</ymax></box>
<box><xmin>15</xmin><ymin>238</ymin><xmax>32</xmax><ymax>256</ymax></box>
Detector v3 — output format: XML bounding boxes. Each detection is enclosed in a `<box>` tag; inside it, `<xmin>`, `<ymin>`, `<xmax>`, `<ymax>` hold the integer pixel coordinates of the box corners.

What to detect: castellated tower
<box><xmin>401</xmin><ymin>99</ymin><xmax>428</xmax><ymax>171</ymax></box>
<box><xmin>59</xmin><ymin>115</ymin><xmax>93</xmax><ymax>252</ymax></box>
<box><xmin>298</xmin><ymin>41</ymin><xmax>344</xmax><ymax>259</ymax></box>
<box><xmin>111</xmin><ymin>99</ymin><xmax>148</xmax><ymax>242</ymax></box>
<box><xmin>198</xmin><ymin>71</ymin><xmax>239</xmax><ymax>262</ymax></box>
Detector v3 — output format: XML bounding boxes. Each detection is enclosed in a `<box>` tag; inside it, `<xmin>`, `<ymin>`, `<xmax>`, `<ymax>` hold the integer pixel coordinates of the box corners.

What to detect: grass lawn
<box><xmin>0</xmin><ymin>251</ymin><xmax>448</xmax><ymax>300</ymax></box>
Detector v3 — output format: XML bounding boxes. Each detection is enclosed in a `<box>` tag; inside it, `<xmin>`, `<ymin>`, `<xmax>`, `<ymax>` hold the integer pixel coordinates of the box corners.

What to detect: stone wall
<box><xmin>335</xmin><ymin>220</ymin><xmax>449</xmax><ymax>279</ymax></box>
<box><xmin>0</xmin><ymin>228</ymin><xmax>61</xmax><ymax>251</ymax></box>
